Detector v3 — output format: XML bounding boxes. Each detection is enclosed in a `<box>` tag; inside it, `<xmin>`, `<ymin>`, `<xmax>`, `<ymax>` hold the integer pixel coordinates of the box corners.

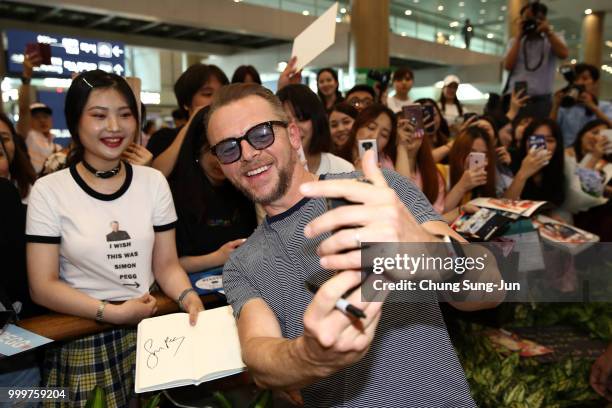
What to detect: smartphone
<box><xmin>463</xmin><ymin>112</ymin><xmax>478</xmax><ymax>122</ymax></box>
<box><xmin>25</xmin><ymin>43</ymin><xmax>51</xmax><ymax>65</ymax></box>
<box><xmin>326</xmin><ymin>179</ymin><xmax>373</xmax><ymax>211</ymax></box>
<box><xmin>601</xmin><ymin>129</ymin><xmax>612</xmax><ymax>155</ymax></box>
<box><xmin>527</xmin><ymin>134</ymin><xmax>546</xmax><ymax>152</ymax></box>
<box><xmin>468</xmin><ymin>152</ymin><xmax>486</xmax><ymax>170</ymax></box>
<box><xmin>514</xmin><ymin>81</ymin><xmax>528</xmax><ymax>95</ymax></box>
<box><xmin>421</xmin><ymin>105</ymin><xmax>434</xmax><ymax>119</ymax></box>
<box><xmin>358</xmin><ymin>139</ymin><xmax>378</xmax><ymax>163</ymax></box>
<box><xmin>402</xmin><ymin>105</ymin><xmax>424</xmax><ymax>139</ymax></box>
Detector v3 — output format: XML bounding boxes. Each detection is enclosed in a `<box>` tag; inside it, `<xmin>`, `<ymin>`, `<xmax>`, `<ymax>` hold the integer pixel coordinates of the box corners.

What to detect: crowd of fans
<box><xmin>1</xmin><ymin>1</ymin><xmax>612</xmax><ymax>405</ymax></box>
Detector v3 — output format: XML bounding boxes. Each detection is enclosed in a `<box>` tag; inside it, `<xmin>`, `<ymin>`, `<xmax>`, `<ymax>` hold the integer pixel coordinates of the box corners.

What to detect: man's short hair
<box><xmin>345</xmin><ymin>84</ymin><xmax>376</xmax><ymax>100</ymax></box>
<box><xmin>574</xmin><ymin>63</ymin><xmax>600</xmax><ymax>82</ymax></box>
<box><xmin>174</xmin><ymin>64</ymin><xmax>229</xmax><ymax>111</ymax></box>
<box><xmin>205</xmin><ymin>83</ymin><xmax>288</xmax><ymax>138</ymax></box>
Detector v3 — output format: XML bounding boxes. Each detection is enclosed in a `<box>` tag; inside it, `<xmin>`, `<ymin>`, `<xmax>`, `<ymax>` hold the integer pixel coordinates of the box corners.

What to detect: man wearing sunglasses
<box><xmin>206</xmin><ymin>83</ymin><xmax>503</xmax><ymax>407</ymax></box>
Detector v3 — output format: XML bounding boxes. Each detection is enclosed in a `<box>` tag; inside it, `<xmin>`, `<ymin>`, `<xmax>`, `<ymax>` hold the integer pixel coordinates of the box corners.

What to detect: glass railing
<box><xmin>239</xmin><ymin>0</ymin><xmax>505</xmax><ymax>56</ymax></box>
<box><xmin>390</xmin><ymin>15</ymin><xmax>505</xmax><ymax>56</ymax></box>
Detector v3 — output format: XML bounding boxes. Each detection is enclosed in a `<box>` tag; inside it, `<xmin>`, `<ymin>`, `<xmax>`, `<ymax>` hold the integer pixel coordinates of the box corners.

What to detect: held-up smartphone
<box><xmin>402</xmin><ymin>105</ymin><xmax>425</xmax><ymax>139</ymax></box>
<box><xmin>600</xmin><ymin>129</ymin><xmax>612</xmax><ymax>155</ymax></box>
<box><xmin>358</xmin><ymin>139</ymin><xmax>378</xmax><ymax>163</ymax></box>
<box><xmin>421</xmin><ymin>104</ymin><xmax>434</xmax><ymax>120</ymax></box>
<box><xmin>468</xmin><ymin>152</ymin><xmax>486</xmax><ymax>170</ymax></box>
<box><xmin>527</xmin><ymin>134</ymin><xmax>547</xmax><ymax>152</ymax></box>
<box><xmin>514</xmin><ymin>80</ymin><xmax>528</xmax><ymax>96</ymax></box>
<box><xmin>25</xmin><ymin>42</ymin><xmax>51</xmax><ymax>65</ymax></box>
<box><xmin>326</xmin><ymin>178</ymin><xmax>373</xmax><ymax>211</ymax></box>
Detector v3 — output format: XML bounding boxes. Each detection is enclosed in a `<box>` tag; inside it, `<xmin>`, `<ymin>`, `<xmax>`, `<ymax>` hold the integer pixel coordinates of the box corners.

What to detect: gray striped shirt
<box><xmin>223</xmin><ymin>170</ymin><xmax>476</xmax><ymax>407</ymax></box>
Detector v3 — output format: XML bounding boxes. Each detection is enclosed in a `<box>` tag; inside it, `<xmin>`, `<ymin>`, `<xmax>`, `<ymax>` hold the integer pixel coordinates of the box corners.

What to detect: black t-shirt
<box><xmin>147</xmin><ymin>127</ymin><xmax>181</xmax><ymax>158</ymax></box>
<box><xmin>0</xmin><ymin>178</ymin><xmax>44</xmax><ymax>317</ymax></box>
<box><xmin>175</xmin><ymin>178</ymin><xmax>257</xmax><ymax>259</ymax></box>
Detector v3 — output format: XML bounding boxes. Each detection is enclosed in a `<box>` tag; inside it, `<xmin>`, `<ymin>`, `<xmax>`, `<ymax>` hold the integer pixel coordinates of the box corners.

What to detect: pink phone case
<box><xmin>468</xmin><ymin>152</ymin><xmax>486</xmax><ymax>170</ymax></box>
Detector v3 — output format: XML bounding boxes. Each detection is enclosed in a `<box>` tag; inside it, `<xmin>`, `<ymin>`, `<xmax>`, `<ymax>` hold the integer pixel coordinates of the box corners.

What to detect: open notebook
<box><xmin>135</xmin><ymin>306</ymin><xmax>245</xmax><ymax>393</ymax></box>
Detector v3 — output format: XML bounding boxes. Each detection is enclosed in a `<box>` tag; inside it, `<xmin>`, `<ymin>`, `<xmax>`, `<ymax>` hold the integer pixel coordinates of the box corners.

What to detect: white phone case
<box><xmin>358</xmin><ymin>139</ymin><xmax>378</xmax><ymax>163</ymax></box>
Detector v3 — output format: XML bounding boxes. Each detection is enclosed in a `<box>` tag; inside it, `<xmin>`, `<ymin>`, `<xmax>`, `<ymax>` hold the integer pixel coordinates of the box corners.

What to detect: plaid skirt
<box><xmin>43</xmin><ymin>328</ymin><xmax>137</xmax><ymax>408</ymax></box>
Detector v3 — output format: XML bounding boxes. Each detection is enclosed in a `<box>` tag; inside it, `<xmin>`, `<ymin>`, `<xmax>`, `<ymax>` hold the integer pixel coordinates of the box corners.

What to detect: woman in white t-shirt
<box><xmin>386</xmin><ymin>67</ymin><xmax>414</xmax><ymax>114</ymax></box>
<box><xmin>277</xmin><ymin>84</ymin><xmax>354</xmax><ymax>176</ymax></box>
<box><xmin>26</xmin><ymin>70</ymin><xmax>203</xmax><ymax>407</ymax></box>
<box><xmin>438</xmin><ymin>75</ymin><xmax>464</xmax><ymax>126</ymax></box>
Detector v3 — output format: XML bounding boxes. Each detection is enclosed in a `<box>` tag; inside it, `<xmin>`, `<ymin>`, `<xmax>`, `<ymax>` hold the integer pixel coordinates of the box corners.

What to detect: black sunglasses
<box><xmin>210</xmin><ymin>120</ymin><xmax>288</xmax><ymax>164</ymax></box>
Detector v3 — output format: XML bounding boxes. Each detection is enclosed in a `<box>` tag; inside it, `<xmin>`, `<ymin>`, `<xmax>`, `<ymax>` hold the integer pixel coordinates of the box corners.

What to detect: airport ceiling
<box><xmin>0</xmin><ymin>0</ymin><xmax>289</xmax><ymax>49</ymax></box>
<box><xmin>1</xmin><ymin>0</ymin><xmax>610</xmax><ymax>62</ymax></box>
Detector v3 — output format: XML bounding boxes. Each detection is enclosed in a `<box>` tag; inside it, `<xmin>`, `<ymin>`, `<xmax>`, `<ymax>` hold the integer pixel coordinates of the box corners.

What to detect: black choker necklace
<box><xmin>82</xmin><ymin>160</ymin><xmax>122</xmax><ymax>179</ymax></box>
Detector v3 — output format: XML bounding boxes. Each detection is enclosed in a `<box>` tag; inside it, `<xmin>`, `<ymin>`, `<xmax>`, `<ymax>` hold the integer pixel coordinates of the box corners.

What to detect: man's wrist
<box><xmin>20</xmin><ymin>76</ymin><xmax>31</xmax><ymax>85</ymax></box>
<box><xmin>294</xmin><ymin>336</ymin><xmax>334</xmax><ymax>378</ymax></box>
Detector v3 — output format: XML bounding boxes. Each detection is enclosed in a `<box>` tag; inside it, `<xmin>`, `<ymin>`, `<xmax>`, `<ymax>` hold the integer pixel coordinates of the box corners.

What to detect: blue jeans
<box><xmin>0</xmin><ymin>352</ymin><xmax>41</xmax><ymax>408</ymax></box>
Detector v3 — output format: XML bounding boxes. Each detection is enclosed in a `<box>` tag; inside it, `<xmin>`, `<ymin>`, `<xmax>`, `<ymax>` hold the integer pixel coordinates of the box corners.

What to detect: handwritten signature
<box><xmin>143</xmin><ymin>336</ymin><xmax>186</xmax><ymax>369</ymax></box>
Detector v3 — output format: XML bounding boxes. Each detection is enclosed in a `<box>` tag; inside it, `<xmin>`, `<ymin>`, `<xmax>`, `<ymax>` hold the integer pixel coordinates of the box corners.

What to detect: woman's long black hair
<box><xmin>519</xmin><ymin>118</ymin><xmax>566</xmax><ymax>207</ymax></box>
<box><xmin>64</xmin><ymin>70</ymin><xmax>140</xmax><ymax>166</ymax></box>
<box><xmin>169</xmin><ymin>106</ymin><xmax>213</xmax><ymax>222</ymax></box>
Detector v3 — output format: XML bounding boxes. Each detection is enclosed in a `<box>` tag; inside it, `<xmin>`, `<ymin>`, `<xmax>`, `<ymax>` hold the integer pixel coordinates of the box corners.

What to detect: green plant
<box><xmin>84</xmin><ymin>386</ymin><xmax>162</xmax><ymax>408</ymax></box>
<box><xmin>453</xmin><ymin>302</ymin><xmax>612</xmax><ymax>407</ymax></box>
<box><xmin>213</xmin><ymin>390</ymin><xmax>272</xmax><ymax>408</ymax></box>
<box><xmin>85</xmin><ymin>386</ymin><xmax>105</xmax><ymax>408</ymax></box>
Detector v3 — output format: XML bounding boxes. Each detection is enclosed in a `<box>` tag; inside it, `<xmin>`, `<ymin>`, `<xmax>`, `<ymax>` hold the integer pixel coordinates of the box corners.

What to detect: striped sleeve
<box><xmin>222</xmin><ymin>256</ymin><xmax>261</xmax><ymax>319</ymax></box>
<box><xmin>384</xmin><ymin>169</ymin><xmax>443</xmax><ymax>224</ymax></box>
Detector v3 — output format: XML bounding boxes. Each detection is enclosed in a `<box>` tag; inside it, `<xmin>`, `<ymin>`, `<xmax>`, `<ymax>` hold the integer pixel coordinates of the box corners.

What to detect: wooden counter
<box><xmin>17</xmin><ymin>292</ymin><xmax>225</xmax><ymax>341</ymax></box>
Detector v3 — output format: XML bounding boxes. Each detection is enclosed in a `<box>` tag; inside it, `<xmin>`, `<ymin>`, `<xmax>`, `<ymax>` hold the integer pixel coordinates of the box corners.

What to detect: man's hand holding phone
<box><xmin>300</xmin><ymin>150</ymin><xmax>432</xmax><ymax>271</ymax></box>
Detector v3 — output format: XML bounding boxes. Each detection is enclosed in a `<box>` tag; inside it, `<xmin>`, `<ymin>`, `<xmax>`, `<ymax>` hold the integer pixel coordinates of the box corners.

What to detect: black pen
<box><xmin>305</xmin><ymin>281</ymin><xmax>366</xmax><ymax>319</ymax></box>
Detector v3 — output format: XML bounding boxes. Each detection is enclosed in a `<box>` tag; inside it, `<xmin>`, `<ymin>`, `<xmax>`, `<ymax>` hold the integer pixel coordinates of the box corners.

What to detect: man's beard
<box><xmin>235</xmin><ymin>155</ymin><xmax>296</xmax><ymax>206</ymax></box>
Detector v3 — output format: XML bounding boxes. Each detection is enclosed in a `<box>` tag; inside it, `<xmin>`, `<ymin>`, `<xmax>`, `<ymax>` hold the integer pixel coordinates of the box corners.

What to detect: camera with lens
<box><xmin>522</xmin><ymin>18</ymin><xmax>538</xmax><ymax>35</ymax></box>
<box><xmin>367</xmin><ymin>69</ymin><xmax>392</xmax><ymax>95</ymax></box>
<box><xmin>362</xmin><ymin>141</ymin><xmax>373</xmax><ymax>150</ymax></box>
<box><xmin>521</xmin><ymin>2</ymin><xmax>547</xmax><ymax>37</ymax></box>
<box><xmin>559</xmin><ymin>65</ymin><xmax>585</xmax><ymax>108</ymax></box>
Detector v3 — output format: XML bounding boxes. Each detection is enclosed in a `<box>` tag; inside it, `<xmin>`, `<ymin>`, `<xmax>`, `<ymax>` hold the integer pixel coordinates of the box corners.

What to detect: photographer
<box><xmin>552</xmin><ymin>63</ymin><xmax>612</xmax><ymax>147</ymax></box>
<box><xmin>503</xmin><ymin>2</ymin><xmax>568</xmax><ymax>118</ymax></box>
